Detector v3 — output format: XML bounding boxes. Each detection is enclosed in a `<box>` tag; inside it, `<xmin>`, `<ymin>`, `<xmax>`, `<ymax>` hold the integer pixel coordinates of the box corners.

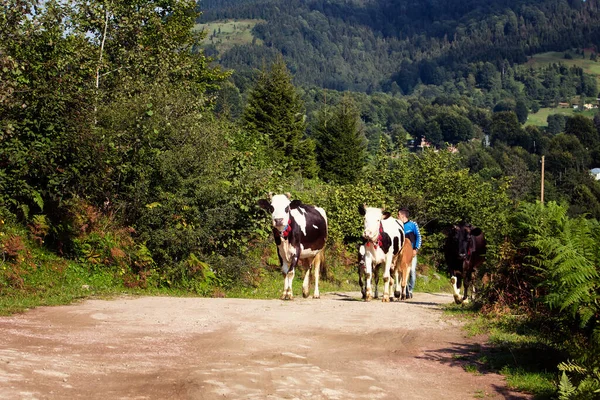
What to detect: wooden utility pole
<box><xmin>541</xmin><ymin>155</ymin><xmax>545</xmax><ymax>205</ymax></box>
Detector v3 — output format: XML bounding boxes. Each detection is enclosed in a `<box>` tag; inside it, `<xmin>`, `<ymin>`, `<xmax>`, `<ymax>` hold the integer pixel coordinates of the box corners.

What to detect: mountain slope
<box><xmin>197</xmin><ymin>0</ymin><xmax>600</xmax><ymax>93</ymax></box>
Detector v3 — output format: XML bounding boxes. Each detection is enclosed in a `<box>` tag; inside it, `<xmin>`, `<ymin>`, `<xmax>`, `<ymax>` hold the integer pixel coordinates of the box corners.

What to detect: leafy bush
<box><xmin>480</xmin><ymin>201</ymin><xmax>600</xmax><ymax>398</ymax></box>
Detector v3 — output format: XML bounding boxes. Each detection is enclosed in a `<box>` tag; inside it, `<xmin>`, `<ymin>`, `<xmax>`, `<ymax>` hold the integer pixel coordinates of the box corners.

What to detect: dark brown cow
<box><xmin>445</xmin><ymin>222</ymin><xmax>486</xmax><ymax>304</ymax></box>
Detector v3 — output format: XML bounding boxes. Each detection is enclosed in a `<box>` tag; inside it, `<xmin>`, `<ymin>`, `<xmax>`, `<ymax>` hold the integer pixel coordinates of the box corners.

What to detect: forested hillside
<box><xmin>199</xmin><ymin>0</ymin><xmax>600</xmax><ymax>93</ymax></box>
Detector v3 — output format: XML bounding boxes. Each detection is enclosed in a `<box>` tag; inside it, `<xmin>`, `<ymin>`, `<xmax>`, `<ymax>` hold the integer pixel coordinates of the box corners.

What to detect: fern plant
<box><xmin>520</xmin><ymin>201</ymin><xmax>600</xmax><ymax>398</ymax></box>
<box><xmin>558</xmin><ymin>362</ymin><xmax>600</xmax><ymax>400</ymax></box>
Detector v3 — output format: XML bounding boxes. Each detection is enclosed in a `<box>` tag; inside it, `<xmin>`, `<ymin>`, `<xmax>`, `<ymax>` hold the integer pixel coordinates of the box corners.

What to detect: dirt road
<box><xmin>0</xmin><ymin>292</ymin><xmax>531</xmax><ymax>399</ymax></box>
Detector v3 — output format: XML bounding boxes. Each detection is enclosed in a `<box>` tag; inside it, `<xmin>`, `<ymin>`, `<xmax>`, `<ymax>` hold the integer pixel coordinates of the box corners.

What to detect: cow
<box><xmin>358</xmin><ymin>205</ymin><xmax>413</xmax><ymax>301</ymax></box>
<box><xmin>358</xmin><ymin>243</ymin><xmax>380</xmax><ymax>299</ymax></box>
<box><xmin>444</xmin><ymin>222</ymin><xmax>486</xmax><ymax>305</ymax></box>
<box><xmin>258</xmin><ymin>193</ymin><xmax>328</xmax><ymax>300</ymax></box>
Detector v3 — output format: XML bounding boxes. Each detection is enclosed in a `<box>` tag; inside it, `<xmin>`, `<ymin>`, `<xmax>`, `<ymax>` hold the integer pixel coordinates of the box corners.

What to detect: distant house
<box><xmin>584</xmin><ymin>103</ymin><xmax>595</xmax><ymax>110</ymax></box>
<box><xmin>419</xmin><ymin>137</ymin><xmax>432</xmax><ymax>149</ymax></box>
<box><xmin>558</xmin><ymin>102</ymin><xmax>570</xmax><ymax>108</ymax></box>
<box><xmin>591</xmin><ymin>168</ymin><xmax>600</xmax><ymax>180</ymax></box>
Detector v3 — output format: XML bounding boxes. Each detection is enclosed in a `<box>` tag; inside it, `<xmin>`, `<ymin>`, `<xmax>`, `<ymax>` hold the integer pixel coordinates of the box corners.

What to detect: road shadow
<box><xmin>329</xmin><ymin>292</ymin><xmax>362</xmax><ymax>302</ymax></box>
<box><xmin>400</xmin><ymin>300</ymin><xmax>444</xmax><ymax>307</ymax></box>
<box><xmin>418</xmin><ymin>341</ymin><xmax>557</xmax><ymax>400</ymax></box>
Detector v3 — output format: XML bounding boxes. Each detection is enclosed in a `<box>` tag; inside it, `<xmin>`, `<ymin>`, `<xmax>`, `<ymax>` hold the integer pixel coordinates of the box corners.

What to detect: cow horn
<box><xmin>268</xmin><ymin>192</ymin><xmax>273</xmax><ymax>200</ymax></box>
<box><xmin>285</xmin><ymin>192</ymin><xmax>292</xmax><ymax>200</ymax></box>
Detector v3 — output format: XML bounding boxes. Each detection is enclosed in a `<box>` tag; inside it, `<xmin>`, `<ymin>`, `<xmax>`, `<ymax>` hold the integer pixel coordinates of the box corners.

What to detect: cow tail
<box><xmin>316</xmin><ymin>246</ymin><xmax>327</xmax><ymax>280</ymax></box>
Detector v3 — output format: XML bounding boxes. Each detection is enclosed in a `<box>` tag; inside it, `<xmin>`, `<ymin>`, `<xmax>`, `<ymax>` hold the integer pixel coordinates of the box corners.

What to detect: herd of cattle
<box><xmin>258</xmin><ymin>193</ymin><xmax>486</xmax><ymax>304</ymax></box>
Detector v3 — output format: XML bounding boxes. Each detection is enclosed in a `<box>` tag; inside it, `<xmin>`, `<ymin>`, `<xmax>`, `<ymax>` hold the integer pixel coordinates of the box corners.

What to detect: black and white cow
<box><xmin>444</xmin><ymin>222</ymin><xmax>486</xmax><ymax>304</ymax></box>
<box><xmin>358</xmin><ymin>205</ymin><xmax>409</xmax><ymax>302</ymax></box>
<box><xmin>258</xmin><ymin>193</ymin><xmax>328</xmax><ymax>300</ymax></box>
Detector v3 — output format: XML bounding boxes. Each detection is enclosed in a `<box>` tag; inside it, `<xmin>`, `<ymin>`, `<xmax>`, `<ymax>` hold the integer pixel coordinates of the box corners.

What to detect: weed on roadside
<box><xmin>444</xmin><ymin>306</ymin><xmax>558</xmax><ymax>399</ymax></box>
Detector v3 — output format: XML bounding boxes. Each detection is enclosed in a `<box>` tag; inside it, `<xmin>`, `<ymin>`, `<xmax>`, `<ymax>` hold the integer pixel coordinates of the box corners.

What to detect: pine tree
<box><xmin>315</xmin><ymin>95</ymin><xmax>366</xmax><ymax>184</ymax></box>
<box><xmin>242</xmin><ymin>58</ymin><xmax>317</xmax><ymax>177</ymax></box>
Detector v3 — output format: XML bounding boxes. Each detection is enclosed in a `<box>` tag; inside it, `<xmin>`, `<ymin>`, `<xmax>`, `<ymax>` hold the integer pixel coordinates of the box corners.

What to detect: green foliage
<box><xmin>490</xmin><ymin>111</ymin><xmax>531</xmax><ymax>149</ymax></box>
<box><xmin>242</xmin><ymin>58</ymin><xmax>317</xmax><ymax>177</ymax></box>
<box><xmin>314</xmin><ymin>95</ymin><xmax>367</xmax><ymax>184</ymax></box>
<box><xmin>433</xmin><ymin>109</ymin><xmax>474</xmax><ymax>145</ymax></box>
<box><xmin>557</xmin><ymin>362</ymin><xmax>600</xmax><ymax>400</ymax></box>
<box><xmin>203</xmin><ymin>0</ymin><xmax>600</xmax><ymax>98</ymax></box>
<box><xmin>515</xmin><ymin>100</ymin><xmax>529</xmax><ymax>124</ymax></box>
<box><xmin>484</xmin><ymin>201</ymin><xmax>600</xmax><ymax>397</ymax></box>
<box><xmin>0</xmin><ymin>214</ymin><xmax>119</xmax><ymax>313</ymax></box>
<box><xmin>565</xmin><ymin>114</ymin><xmax>599</xmax><ymax>148</ymax></box>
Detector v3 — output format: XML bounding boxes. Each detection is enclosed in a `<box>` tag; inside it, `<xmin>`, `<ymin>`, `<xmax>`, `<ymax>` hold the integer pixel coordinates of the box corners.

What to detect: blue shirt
<box><xmin>403</xmin><ymin>220</ymin><xmax>421</xmax><ymax>250</ymax></box>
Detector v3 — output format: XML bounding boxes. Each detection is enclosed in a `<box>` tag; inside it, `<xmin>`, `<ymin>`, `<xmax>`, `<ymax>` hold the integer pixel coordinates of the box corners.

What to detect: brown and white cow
<box><xmin>358</xmin><ymin>205</ymin><xmax>412</xmax><ymax>301</ymax></box>
<box><xmin>258</xmin><ymin>193</ymin><xmax>327</xmax><ymax>300</ymax></box>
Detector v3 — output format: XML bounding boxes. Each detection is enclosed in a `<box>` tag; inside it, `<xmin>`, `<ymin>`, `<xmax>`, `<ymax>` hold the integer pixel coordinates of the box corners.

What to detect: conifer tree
<box><xmin>242</xmin><ymin>58</ymin><xmax>317</xmax><ymax>177</ymax></box>
<box><xmin>315</xmin><ymin>95</ymin><xmax>366</xmax><ymax>184</ymax></box>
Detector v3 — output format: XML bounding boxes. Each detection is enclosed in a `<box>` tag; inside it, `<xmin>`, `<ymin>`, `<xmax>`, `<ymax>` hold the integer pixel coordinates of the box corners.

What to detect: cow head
<box><xmin>258</xmin><ymin>193</ymin><xmax>293</xmax><ymax>232</ymax></box>
<box><xmin>358</xmin><ymin>204</ymin><xmax>390</xmax><ymax>242</ymax></box>
<box><xmin>456</xmin><ymin>223</ymin><xmax>482</xmax><ymax>260</ymax></box>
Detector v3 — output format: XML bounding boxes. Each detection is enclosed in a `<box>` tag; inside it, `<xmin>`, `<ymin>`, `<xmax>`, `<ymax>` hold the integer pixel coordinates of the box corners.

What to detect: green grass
<box><xmin>194</xmin><ymin>19</ymin><xmax>263</xmax><ymax>53</ymax></box>
<box><xmin>525</xmin><ymin>50</ymin><xmax>600</xmax><ymax>127</ymax></box>
<box><xmin>526</xmin><ymin>107</ymin><xmax>598</xmax><ymax>127</ymax></box>
<box><xmin>464</xmin><ymin>363</ymin><xmax>482</xmax><ymax>375</ymax></box>
<box><xmin>444</xmin><ymin>308</ymin><xmax>558</xmax><ymax>399</ymax></box>
<box><xmin>527</xmin><ymin>51</ymin><xmax>600</xmax><ymax>79</ymax></box>
<box><xmin>416</xmin><ymin>268</ymin><xmax>453</xmax><ymax>294</ymax></box>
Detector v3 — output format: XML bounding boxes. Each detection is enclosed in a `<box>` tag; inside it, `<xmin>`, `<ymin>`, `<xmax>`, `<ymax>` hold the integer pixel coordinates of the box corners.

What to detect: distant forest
<box><xmin>200</xmin><ymin>0</ymin><xmax>600</xmax><ymax>218</ymax></box>
<box><xmin>199</xmin><ymin>0</ymin><xmax>600</xmax><ymax>93</ymax></box>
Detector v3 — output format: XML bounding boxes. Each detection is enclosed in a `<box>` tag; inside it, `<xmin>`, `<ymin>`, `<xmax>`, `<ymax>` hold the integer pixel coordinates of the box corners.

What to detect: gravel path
<box><xmin>0</xmin><ymin>292</ymin><xmax>532</xmax><ymax>399</ymax></box>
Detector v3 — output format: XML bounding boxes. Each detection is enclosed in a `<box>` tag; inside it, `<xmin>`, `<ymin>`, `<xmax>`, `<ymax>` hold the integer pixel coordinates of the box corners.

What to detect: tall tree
<box><xmin>490</xmin><ymin>111</ymin><xmax>531</xmax><ymax>149</ymax></box>
<box><xmin>315</xmin><ymin>95</ymin><xmax>366</xmax><ymax>184</ymax></box>
<box><xmin>0</xmin><ymin>0</ymin><xmax>227</xmax><ymax>222</ymax></box>
<box><xmin>242</xmin><ymin>58</ymin><xmax>317</xmax><ymax>177</ymax></box>
<box><xmin>435</xmin><ymin>110</ymin><xmax>474</xmax><ymax>145</ymax></box>
<box><xmin>565</xmin><ymin>114</ymin><xmax>599</xmax><ymax>149</ymax></box>
<box><xmin>515</xmin><ymin>99</ymin><xmax>529</xmax><ymax>124</ymax></box>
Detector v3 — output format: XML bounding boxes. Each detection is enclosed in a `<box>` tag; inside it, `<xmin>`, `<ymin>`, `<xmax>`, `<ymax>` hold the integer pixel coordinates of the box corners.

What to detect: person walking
<box><xmin>397</xmin><ymin>207</ymin><xmax>421</xmax><ymax>299</ymax></box>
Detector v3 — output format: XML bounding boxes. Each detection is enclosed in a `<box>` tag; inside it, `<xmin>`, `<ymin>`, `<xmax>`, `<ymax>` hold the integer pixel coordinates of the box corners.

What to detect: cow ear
<box><xmin>258</xmin><ymin>199</ymin><xmax>271</xmax><ymax>211</ymax></box>
<box><xmin>382</xmin><ymin>211</ymin><xmax>391</xmax><ymax>219</ymax></box>
<box><xmin>289</xmin><ymin>199</ymin><xmax>302</xmax><ymax>210</ymax></box>
<box><xmin>471</xmin><ymin>227</ymin><xmax>482</xmax><ymax>236</ymax></box>
<box><xmin>285</xmin><ymin>192</ymin><xmax>292</xmax><ymax>200</ymax></box>
<box><xmin>358</xmin><ymin>204</ymin><xmax>366</xmax><ymax>216</ymax></box>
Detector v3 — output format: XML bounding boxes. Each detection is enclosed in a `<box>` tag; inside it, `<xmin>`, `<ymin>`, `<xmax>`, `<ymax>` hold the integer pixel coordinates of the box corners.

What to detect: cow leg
<box><xmin>451</xmin><ymin>269</ymin><xmax>464</xmax><ymax>305</ymax></box>
<box><xmin>302</xmin><ymin>262</ymin><xmax>311</xmax><ymax>298</ymax></box>
<box><xmin>358</xmin><ymin>246</ymin><xmax>366</xmax><ymax>299</ymax></box>
<box><xmin>286</xmin><ymin>268</ymin><xmax>295</xmax><ymax>300</ymax></box>
<box><xmin>382</xmin><ymin>257</ymin><xmax>392</xmax><ymax>302</ymax></box>
<box><xmin>462</xmin><ymin>262</ymin><xmax>473</xmax><ymax>305</ymax></box>
<box><xmin>450</xmin><ymin>275</ymin><xmax>461</xmax><ymax>304</ymax></box>
<box><xmin>358</xmin><ymin>266</ymin><xmax>365</xmax><ymax>299</ymax></box>
<box><xmin>358</xmin><ymin>266</ymin><xmax>366</xmax><ymax>299</ymax></box>
<box><xmin>312</xmin><ymin>252</ymin><xmax>322</xmax><ymax>299</ymax></box>
<box><xmin>364</xmin><ymin>255</ymin><xmax>373</xmax><ymax>302</ymax></box>
<box><xmin>373</xmin><ymin>264</ymin><xmax>380</xmax><ymax>299</ymax></box>
<box><xmin>281</xmin><ymin>262</ymin><xmax>295</xmax><ymax>300</ymax></box>
<box><xmin>393</xmin><ymin>261</ymin><xmax>401</xmax><ymax>299</ymax></box>
<box><xmin>399</xmin><ymin>261</ymin><xmax>410</xmax><ymax>301</ymax></box>
<box><xmin>281</xmin><ymin>262</ymin><xmax>290</xmax><ymax>300</ymax></box>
